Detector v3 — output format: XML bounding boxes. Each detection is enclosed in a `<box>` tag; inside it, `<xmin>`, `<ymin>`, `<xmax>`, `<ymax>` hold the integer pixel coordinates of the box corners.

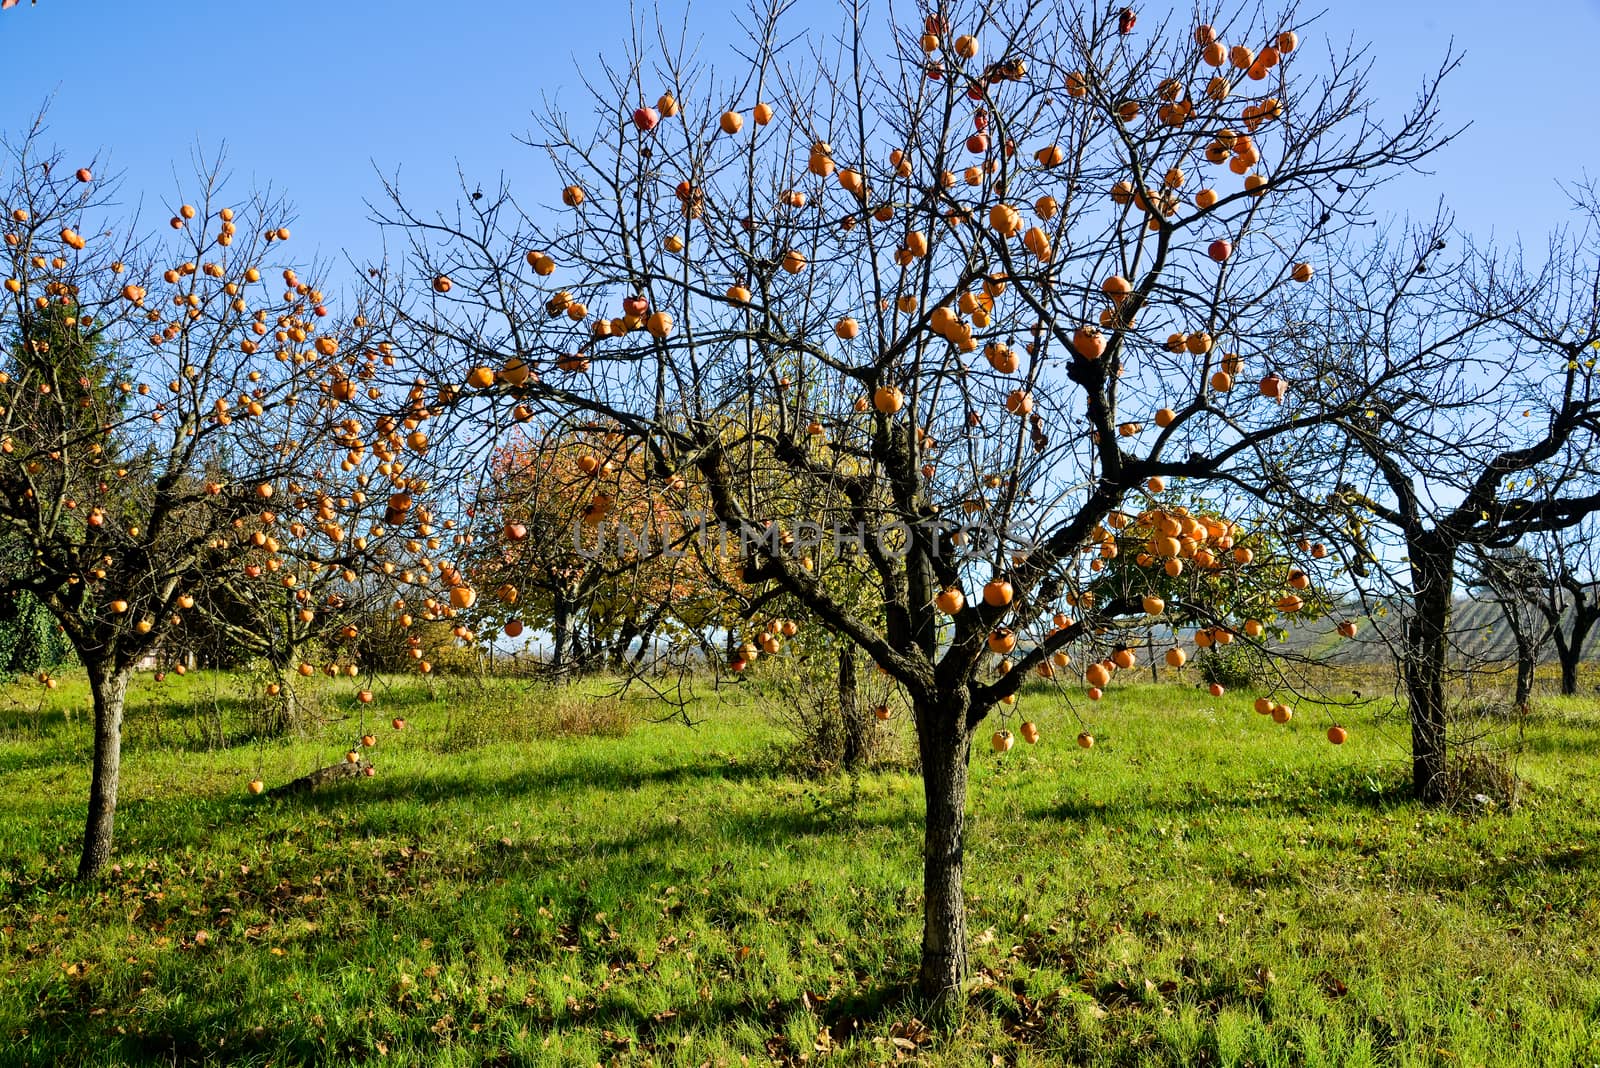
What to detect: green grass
<box><xmin>3</xmin><ymin>668</ymin><xmax>1600</xmax><ymax>1065</ymax></box>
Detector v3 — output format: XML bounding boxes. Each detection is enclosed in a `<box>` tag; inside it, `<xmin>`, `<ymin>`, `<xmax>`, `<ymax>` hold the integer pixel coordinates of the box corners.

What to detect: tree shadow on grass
<box><xmin>10</xmin><ymin>971</ymin><xmax>935</xmax><ymax>1068</ymax></box>
<box><xmin>569</xmin><ymin>977</ymin><xmax>929</xmax><ymax>1057</ymax></box>
<box><xmin>5</xmin><ymin>743</ymin><xmax>911</xmax><ymax>898</ymax></box>
<box><xmin>1035</xmin><ymin>766</ymin><xmax>1415</xmax><ymax>825</ymax></box>
<box><xmin>17</xmin><ymin>741</ymin><xmax>1600</xmax><ymax>1066</ymax></box>
<box><xmin>4</xmin><ymin>761</ymin><xmax>937</xmax><ymax>1063</ymax></box>
<box><xmin>281</xmin><ymin>749</ymin><xmax>784</xmax><ymax>811</ymax></box>
<box><xmin>0</xmin><ymin>747</ymin><xmax>83</xmax><ymax>777</ymax></box>
<box><xmin>18</xmin><ymin>750</ymin><xmax>912</xmax><ymax>894</ymax></box>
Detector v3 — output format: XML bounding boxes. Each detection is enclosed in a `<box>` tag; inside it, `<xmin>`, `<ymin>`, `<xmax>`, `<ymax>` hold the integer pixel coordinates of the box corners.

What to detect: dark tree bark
<box><xmin>629</xmin><ymin>625</ymin><xmax>656</xmax><ymax>670</ymax></box>
<box><xmin>1513</xmin><ymin>635</ymin><xmax>1535</xmax><ymax>711</ymax></box>
<box><xmin>550</xmin><ymin>595</ymin><xmax>572</xmax><ymax>671</ymax></box>
<box><xmin>1470</xmin><ymin>549</ymin><xmax>1545</xmax><ymax>712</ymax></box>
<box><xmin>573</xmin><ymin>624</ymin><xmax>606</xmax><ymax>672</ymax></box>
<box><xmin>1558</xmin><ymin>639</ymin><xmax>1578</xmax><ymax>695</ymax></box>
<box><xmin>77</xmin><ymin>657</ymin><xmax>131</xmax><ymax>880</ymax></box>
<box><xmin>1555</xmin><ymin>591</ymin><xmax>1598</xmax><ymax>696</ymax></box>
<box><xmin>1405</xmin><ymin>541</ymin><xmax>1456</xmax><ymax>805</ymax></box>
<box><xmin>838</xmin><ymin>647</ymin><xmax>869</xmax><ymax>772</ymax></box>
<box><xmin>608</xmin><ymin>620</ymin><xmax>641</xmax><ymax>670</ymax></box>
<box><xmin>693</xmin><ymin>628</ymin><xmax>720</xmax><ymax>670</ymax></box>
<box><xmin>915</xmin><ymin>700</ymin><xmax>972</xmax><ymax>1011</ymax></box>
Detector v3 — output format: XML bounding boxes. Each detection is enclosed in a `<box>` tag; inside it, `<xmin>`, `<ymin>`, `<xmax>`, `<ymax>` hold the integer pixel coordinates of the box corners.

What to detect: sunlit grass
<box><xmin>2</xmin><ymin>667</ymin><xmax>1599</xmax><ymax>1065</ymax></box>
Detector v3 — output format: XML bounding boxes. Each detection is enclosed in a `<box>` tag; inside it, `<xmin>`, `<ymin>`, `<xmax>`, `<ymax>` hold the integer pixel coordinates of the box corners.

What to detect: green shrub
<box><xmin>0</xmin><ymin>591</ymin><xmax>73</xmax><ymax>678</ymax></box>
<box><xmin>1198</xmin><ymin>643</ymin><xmax>1260</xmax><ymax>689</ymax></box>
<box><xmin>755</xmin><ymin>648</ymin><xmax>908</xmax><ymax>777</ymax></box>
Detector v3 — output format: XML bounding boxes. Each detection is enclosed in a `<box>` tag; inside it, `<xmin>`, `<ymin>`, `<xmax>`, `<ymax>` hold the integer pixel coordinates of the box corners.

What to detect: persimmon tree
<box><xmin>1465</xmin><ymin>547</ymin><xmax>1546</xmax><ymax>711</ymax></box>
<box><xmin>0</xmin><ymin>124</ymin><xmax>427</xmax><ymax>878</ymax></box>
<box><xmin>1071</xmin><ymin>490</ymin><xmax>1334</xmax><ymax>694</ymax></box>
<box><xmin>464</xmin><ymin>424</ymin><xmax>708</xmax><ymax>674</ymax></box>
<box><xmin>1527</xmin><ymin>522</ymin><xmax>1600</xmax><ymax>696</ymax></box>
<box><xmin>370</xmin><ymin>0</ymin><xmax>1462</xmax><ymax>1006</ymax></box>
<box><xmin>184</xmin><ymin>491</ymin><xmax>407</xmax><ymax>731</ymax></box>
<box><xmin>1269</xmin><ymin>213</ymin><xmax>1600</xmax><ymax>803</ymax></box>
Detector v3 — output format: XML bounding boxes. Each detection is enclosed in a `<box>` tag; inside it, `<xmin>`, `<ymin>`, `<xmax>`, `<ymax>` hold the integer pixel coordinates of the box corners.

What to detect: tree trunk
<box><xmin>630</xmin><ymin>621</ymin><xmax>659</xmax><ymax>670</ymax></box>
<box><xmin>1561</xmin><ymin>607</ymin><xmax>1597</xmax><ymax>696</ymax></box>
<box><xmin>609</xmin><ymin>622</ymin><xmax>640</xmax><ymax>671</ymax></box>
<box><xmin>915</xmin><ymin>703</ymin><xmax>971</xmax><ymax>1011</ymax></box>
<box><xmin>1513</xmin><ymin>636</ymin><xmax>1534</xmax><ymax>712</ymax></box>
<box><xmin>1560</xmin><ymin>646</ymin><xmax>1580</xmax><ymax>696</ymax></box>
<box><xmin>838</xmin><ymin>647</ymin><xmax>869</xmax><ymax>771</ymax></box>
<box><xmin>573</xmin><ymin>626</ymin><xmax>600</xmax><ymax>673</ymax></box>
<box><xmin>551</xmin><ymin>597</ymin><xmax>571</xmax><ymax>671</ymax></box>
<box><xmin>1550</xmin><ymin>627</ymin><xmax>1574</xmax><ymax>696</ymax></box>
<box><xmin>77</xmin><ymin>658</ymin><xmax>131</xmax><ymax>880</ymax></box>
<box><xmin>1494</xmin><ymin>585</ymin><xmax>1536</xmax><ymax>712</ymax></box>
<box><xmin>1405</xmin><ymin>545</ymin><xmax>1455</xmax><ymax>805</ymax></box>
<box><xmin>694</xmin><ymin>628</ymin><xmax>720</xmax><ymax>670</ymax></box>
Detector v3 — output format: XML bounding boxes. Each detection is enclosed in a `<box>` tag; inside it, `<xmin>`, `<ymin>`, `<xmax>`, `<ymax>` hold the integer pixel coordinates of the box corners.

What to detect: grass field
<box><xmin>3</xmin><ymin>667</ymin><xmax>1600</xmax><ymax>1066</ymax></box>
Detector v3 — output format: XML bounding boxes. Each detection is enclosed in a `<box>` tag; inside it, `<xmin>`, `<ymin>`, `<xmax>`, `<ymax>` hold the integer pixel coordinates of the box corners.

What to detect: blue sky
<box><xmin>3</xmin><ymin>0</ymin><xmax>1599</xmax><ymax>277</ymax></box>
